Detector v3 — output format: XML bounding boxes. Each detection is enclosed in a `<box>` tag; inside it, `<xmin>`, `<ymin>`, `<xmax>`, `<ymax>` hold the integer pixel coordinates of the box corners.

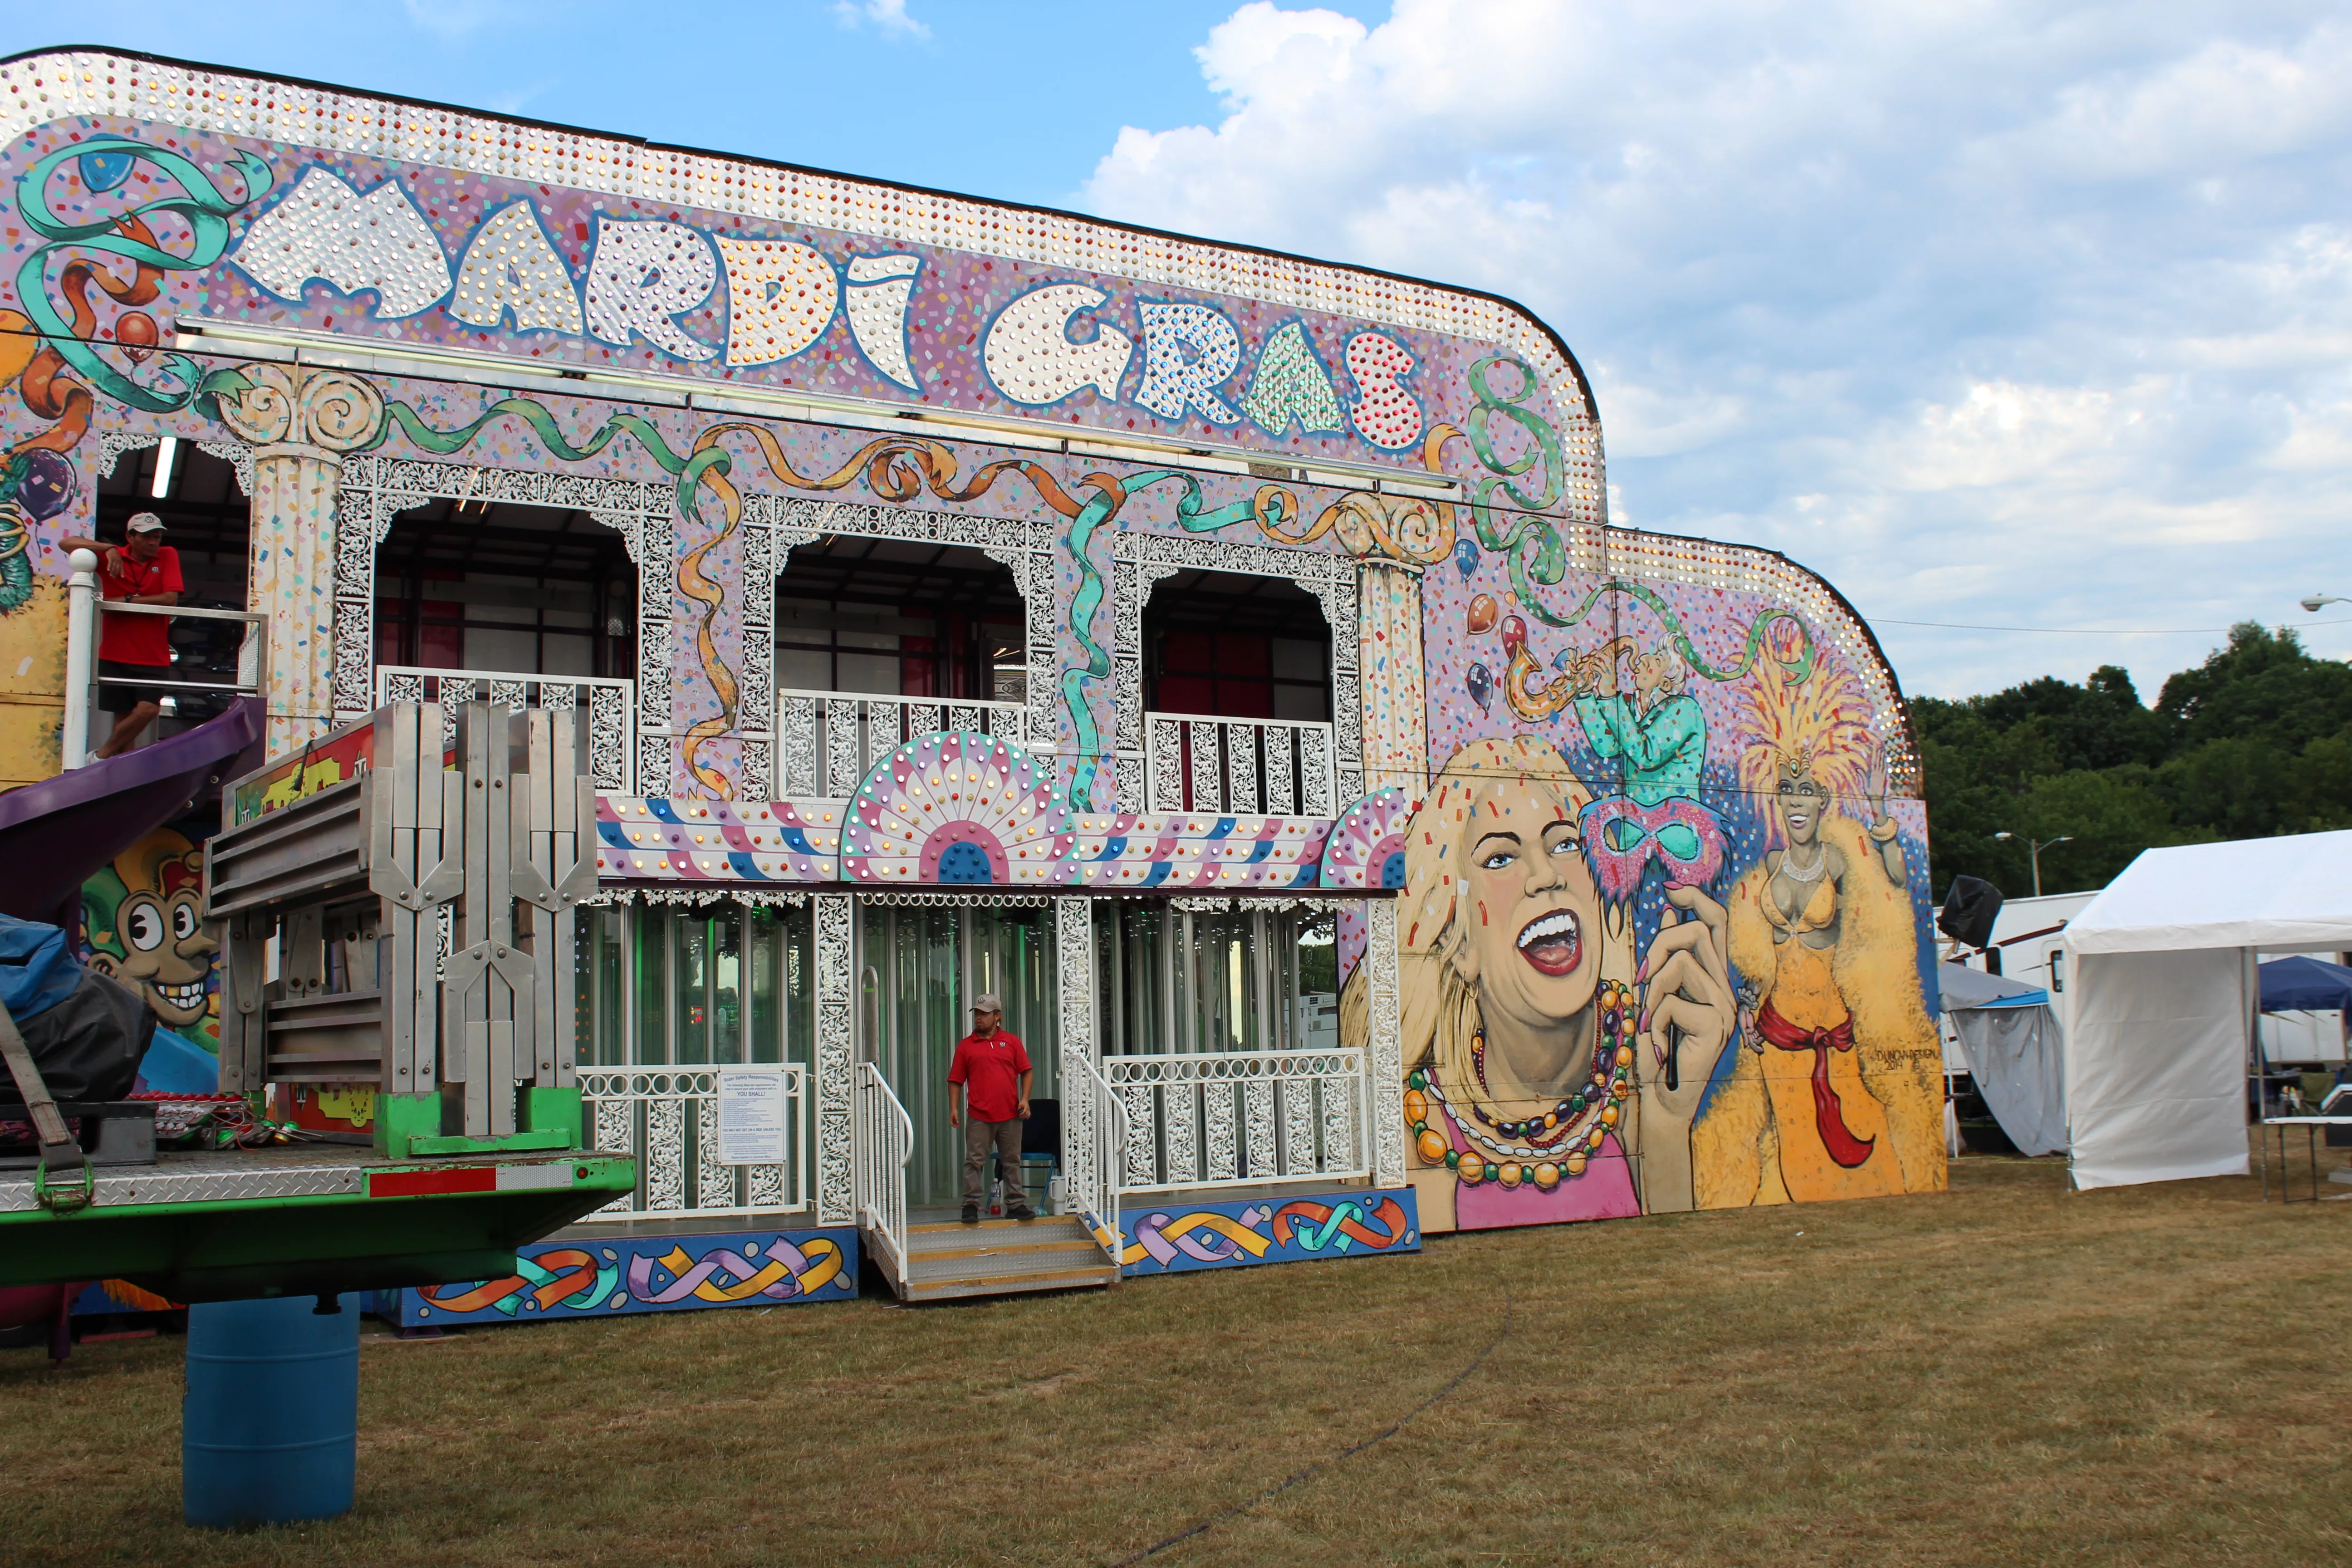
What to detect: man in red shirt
<box><xmin>60</xmin><ymin>513</ymin><xmax>182</xmax><ymax>760</ymax></box>
<box><xmin>947</xmin><ymin>992</ymin><xmax>1034</xmax><ymax>1223</ymax></box>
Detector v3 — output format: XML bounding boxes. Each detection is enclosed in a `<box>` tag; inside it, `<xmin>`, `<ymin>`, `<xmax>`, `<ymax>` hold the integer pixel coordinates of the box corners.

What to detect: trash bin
<box><xmin>183</xmin><ymin>1293</ymin><xmax>358</xmax><ymax>1527</ymax></box>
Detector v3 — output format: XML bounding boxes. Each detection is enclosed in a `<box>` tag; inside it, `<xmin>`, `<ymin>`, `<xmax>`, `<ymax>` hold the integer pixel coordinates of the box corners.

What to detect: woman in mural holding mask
<box><xmin>1346</xmin><ymin>734</ymin><xmax>1738</xmax><ymax>1232</ymax></box>
<box><xmin>1695</xmin><ymin>659</ymin><xmax>1942</xmax><ymax>1205</ymax></box>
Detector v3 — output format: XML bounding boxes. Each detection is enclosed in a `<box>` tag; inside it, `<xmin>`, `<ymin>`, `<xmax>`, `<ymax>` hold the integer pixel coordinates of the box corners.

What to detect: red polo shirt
<box><xmin>96</xmin><ymin>544</ymin><xmax>181</xmax><ymax>666</ymax></box>
<box><xmin>948</xmin><ymin>1029</ymin><xmax>1030</xmax><ymax>1123</ymax></box>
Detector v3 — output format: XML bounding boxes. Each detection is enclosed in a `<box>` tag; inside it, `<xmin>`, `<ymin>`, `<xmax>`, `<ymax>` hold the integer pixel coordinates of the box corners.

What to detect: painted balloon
<box><xmin>1466</xmin><ymin>594</ymin><xmax>1498</xmax><ymax>635</ymax></box>
<box><xmin>1452</xmin><ymin>539</ymin><xmax>1480</xmax><ymax>579</ymax></box>
<box><xmin>10</xmin><ymin>449</ymin><xmax>75</xmax><ymax>521</ymax></box>
<box><xmin>79</xmin><ymin>150</ymin><xmax>135</xmax><ymax>193</ymax></box>
<box><xmin>113</xmin><ymin>312</ymin><xmax>157</xmax><ymax>363</ymax></box>
<box><xmin>1466</xmin><ymin>661</ymin><xmax>1493</xmax><ymax>712</ymax></box>
<box><xmin>1498</xmin><ymin>614</ymin><xmax>1528</xmax><ymax>660</ymax></box>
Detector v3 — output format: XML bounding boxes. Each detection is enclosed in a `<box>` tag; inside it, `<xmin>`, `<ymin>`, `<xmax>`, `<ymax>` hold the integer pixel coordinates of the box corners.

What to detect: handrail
<box><xmin>1104</xmin><ymin>1045</ymin><xmax>1372</xmax><ymax>1195</ymax></box>
<box><xmin>853</xmin><ymin>1061</ymin><xmax>914</xmax><ymax>1287</ymax></box>
<box><xmin>575</xmin><ymin>1064</ymin><xmax>808</xmax><ymax>1222</ymax></box>
<box><xmin>63</xmin><ymin>549</ymin><xmax>269</xmax><ymax>769</ymax></box>
<box><xmin>1143</xmin><ymin>709</ymin><xmax>1337</xmax><ymax>816</ymax></box>
<box><xmin>1062</xmin><ymin>1050</ymin><xmax>1131</xmax><ymax>1268</ymax></box>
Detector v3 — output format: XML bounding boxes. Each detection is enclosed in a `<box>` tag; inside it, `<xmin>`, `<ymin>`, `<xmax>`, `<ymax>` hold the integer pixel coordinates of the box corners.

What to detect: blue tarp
<box><xmin>2258</xmin><ymin>955</ymin><xmax>2352</xmax><ymax>1013</ymax></box>
<box><xmin>0</xmin><ymin>913</ymin><xmax>83</xmax><ymax>1023</ymax></box>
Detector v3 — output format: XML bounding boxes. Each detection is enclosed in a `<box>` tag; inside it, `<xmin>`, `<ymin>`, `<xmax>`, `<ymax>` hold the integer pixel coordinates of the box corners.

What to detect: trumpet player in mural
<box><xmin>1695</xmin><ymin>660</ymin><xmax>1943</xmax><ymax>1205</ymax></box>
<box><xmin>1344</xmin><ymin>735</ymin><xmax>1739</xmax><ymax>1231</ymax></box>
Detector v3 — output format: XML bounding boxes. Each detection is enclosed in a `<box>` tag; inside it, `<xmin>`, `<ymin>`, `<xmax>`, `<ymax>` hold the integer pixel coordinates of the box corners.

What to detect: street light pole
<box><xmin>2302</xmin><ymin>593</ymin><xmax>2348</xmax><ymax>612</ymax></box>
<box><xmin>1994</xmin><ymin>831</ymin><xmax>2073</xmax><ymax>898</ymax></box>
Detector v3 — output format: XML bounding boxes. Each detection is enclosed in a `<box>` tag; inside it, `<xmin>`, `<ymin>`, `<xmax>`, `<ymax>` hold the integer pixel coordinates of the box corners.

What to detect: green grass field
<box><xmin>5</xmin><ymin>1152</ymin><xmax>2348</xmax><ymax>1567</ymax></box>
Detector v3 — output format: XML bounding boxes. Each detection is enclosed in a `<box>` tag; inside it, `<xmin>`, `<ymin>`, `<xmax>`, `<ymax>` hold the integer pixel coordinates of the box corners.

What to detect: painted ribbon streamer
<box><xmin>1579</xmin><ymin>796</ymin><xmax>1729</xmax><ymax>902</ymax></box>
<box><xmin>420</xmin><ymin>1248</ymin><xmax>620</xmax><ymax>1315</ymax></box>
<box><xmin>1122</xmin><ymin>1205</ymin><xmax>1276</xmax><ymax>1267</ymax></box>
<box><xmin>1269</xmin><ymin>1197</ymin><xmax>1411</xmax><ymax>1253</ymax></box>
<box><xmin>625</xmin><ymin>1237</ymin><xmax>844</xmax><ymax>1303</ymax></box>
<box><xmin>1512</xmin><ymin>578</ymin><xmax>1816</xmax><ymax>688</ymax></box>
<box><xmin>13</xmin><ymin>137</ymin><xmax>271</xmax><ymax>413</ymax></box>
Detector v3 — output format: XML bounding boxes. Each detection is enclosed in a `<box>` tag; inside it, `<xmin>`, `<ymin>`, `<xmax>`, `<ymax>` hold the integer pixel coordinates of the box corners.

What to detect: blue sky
<box><xmin>8</xmin><ymin>2</ymin><xmax>2350</xmax><ymax>700</ymax></box>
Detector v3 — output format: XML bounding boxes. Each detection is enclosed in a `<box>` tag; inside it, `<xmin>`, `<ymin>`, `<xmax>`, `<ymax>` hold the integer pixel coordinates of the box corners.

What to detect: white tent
<box><xmin>2061</xmin><ymin>830</ymin><xmax>2352</xmax><ymax>1190</ymax></box>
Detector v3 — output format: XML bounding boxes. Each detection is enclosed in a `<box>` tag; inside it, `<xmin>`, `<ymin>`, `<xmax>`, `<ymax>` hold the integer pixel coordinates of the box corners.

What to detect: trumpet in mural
<box><xmin>1696</xmin><ymin>659</ymin><xmax>1943</xmax><ymax>1205</ymax></box>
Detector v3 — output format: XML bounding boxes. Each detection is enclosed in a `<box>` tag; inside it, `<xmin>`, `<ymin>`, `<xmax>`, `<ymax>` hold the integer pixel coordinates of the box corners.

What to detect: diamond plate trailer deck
<box><xmin>0</xmin><ymin>1144</ymin><xmax>634</xmax><ymax>1302</ymax></box>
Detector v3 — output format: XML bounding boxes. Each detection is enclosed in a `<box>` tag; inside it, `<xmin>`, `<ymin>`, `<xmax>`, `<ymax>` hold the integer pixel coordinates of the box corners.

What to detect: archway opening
<box><xmin>373</xmin><ymin>497</ymin><xmax>637</xmax><ymax>681</ymax></box>
<box><xmin>1140</xmin><ymin>568</ymin><xmax>1335</xmax><ymax>814</ymax></box>
<box><xmin>95</xmin><ymin>442</ymin><xmax>249</xmax><ymax>733</ymax></box>
<box><xmin>774</xmin><ymin>536</ymin><xmax>1024</xmax><ymax>703</ymax></box>
<box><xmin>770</xmin><ymin>536</ymin><xmax>1029</xmax><ymax>801</ymax></box>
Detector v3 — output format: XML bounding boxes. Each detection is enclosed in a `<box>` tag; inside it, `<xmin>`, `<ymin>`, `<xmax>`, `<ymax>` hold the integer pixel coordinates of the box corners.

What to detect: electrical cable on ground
<box><xmin>1103</xmin><ymin>1290</ymin><xmax>1513</xmax><ymax>1566</ymax></box>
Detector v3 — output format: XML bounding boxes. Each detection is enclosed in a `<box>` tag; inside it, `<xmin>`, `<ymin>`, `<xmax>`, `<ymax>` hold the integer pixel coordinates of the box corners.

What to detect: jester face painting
<box><xmin>83</xmin><ymin>830</ymin><xmax>217</xmax><ymax>1032</ymax></box>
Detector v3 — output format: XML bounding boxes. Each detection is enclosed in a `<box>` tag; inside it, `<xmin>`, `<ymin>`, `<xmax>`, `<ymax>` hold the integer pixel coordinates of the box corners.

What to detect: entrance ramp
<box><xmin>899</xmin><ymin>1213</ymin><xmax>1118</xmax><ymax>1302</ymax></box>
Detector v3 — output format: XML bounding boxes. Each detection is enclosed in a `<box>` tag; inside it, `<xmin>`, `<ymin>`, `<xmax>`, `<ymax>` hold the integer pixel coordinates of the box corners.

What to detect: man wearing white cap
<box><xmin>60</xmin><ymin>512</ymin><xmax>181</xmax><ymax>760</ymax></box>
<box><xmin>947</xmin><ymin>992</ymin><xmax>1034</xmax><ymax>1223</ymax></box>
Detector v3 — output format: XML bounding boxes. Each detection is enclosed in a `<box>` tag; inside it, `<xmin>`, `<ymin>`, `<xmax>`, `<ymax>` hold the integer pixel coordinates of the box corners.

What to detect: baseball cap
<box><xmin>126</xmin><ymin>512</ymin><xmax>167</xmax><ymax>534</ymax></box>
<box><xmin>971</xmin><ymin>993</ymin><xmax>1003</xmax><ymax>1014</ymax></box>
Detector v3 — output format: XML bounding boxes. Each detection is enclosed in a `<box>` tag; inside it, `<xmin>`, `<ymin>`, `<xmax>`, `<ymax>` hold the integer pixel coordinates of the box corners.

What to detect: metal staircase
<box><xmin>897</xmin><ymin>1214</ymin><xmax>1119</xmax><ymax>1302</ymax></box>
<box><xmin>854</xmin><ymin>1056</ymin><xmax>1125</xmax><ymax>1303</ymax></box>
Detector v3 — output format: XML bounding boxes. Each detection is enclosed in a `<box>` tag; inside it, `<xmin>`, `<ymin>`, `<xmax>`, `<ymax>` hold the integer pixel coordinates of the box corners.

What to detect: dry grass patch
<box><xmin>5</xmin><ymin>1152</ymin><xmax>2349</xmax><ymax>1567</ymax></box>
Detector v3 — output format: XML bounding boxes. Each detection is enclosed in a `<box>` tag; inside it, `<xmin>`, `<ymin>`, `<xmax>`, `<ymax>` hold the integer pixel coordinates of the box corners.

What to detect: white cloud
<box><xmin>1080</xmin><ymin>1</ymin><xmax>2352</xmax><ymax>696</ymax></box>
<box><xmin>832</xmin><ymin>0</ymin><xmax>930</xmax><ymax>41</ymax></box>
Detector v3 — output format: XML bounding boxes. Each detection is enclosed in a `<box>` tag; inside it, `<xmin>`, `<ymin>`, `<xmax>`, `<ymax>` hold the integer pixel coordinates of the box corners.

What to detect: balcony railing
<box><xmin>579</xmin><ymin>1066</ymin><xmax>808</xmax><ymax>1223</ymax></box>
<box><xmin>1145</xmin><ymin>712</ymin><xmax>1336</xmax><ymax>817</ymax></box>
<box><xmin>776</xmin><ymin>687</ymin><xmax>1030</xmax><ymax>799</ymax></box>
<box><xmin>1106</xmin><ymin>1048</ymin><xmax>1371</xmax><ymax>1195</ymax></box>
<box><xmin>375</xmin><ymin>666</ymin><xmax>633</xmax><ymax>792</ymax></box>
<box><xmin>61</xmin><ymin>549</ymin><xmax>267</xmax><ymax>766</ymax></box>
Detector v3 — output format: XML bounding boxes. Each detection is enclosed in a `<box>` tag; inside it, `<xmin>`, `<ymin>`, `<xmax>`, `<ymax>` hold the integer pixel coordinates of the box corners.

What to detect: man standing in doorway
<box><xmin>948</xmin><ymin>993</ymin><xmax>1034</xmax><ymax>1224</ymax></box>
<box><xmin>59</xmin><ymin>512</ymin><xmax>181</xmax><ymax>760</ymax></box>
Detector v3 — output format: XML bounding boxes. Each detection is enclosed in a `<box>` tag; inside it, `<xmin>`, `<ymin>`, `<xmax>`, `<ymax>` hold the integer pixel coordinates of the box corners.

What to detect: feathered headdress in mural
<box><xmin>1732</xmin><ymin>657</ymin><xmax>1874</xmax><ymax>842</ymax></box>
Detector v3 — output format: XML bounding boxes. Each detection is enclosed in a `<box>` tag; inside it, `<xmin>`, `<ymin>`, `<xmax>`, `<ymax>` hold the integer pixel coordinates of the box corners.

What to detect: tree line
<box><xmin>1911</xmin><ymin>623</ymin><xmax>2352</xmax><ymax>902</ymax></box>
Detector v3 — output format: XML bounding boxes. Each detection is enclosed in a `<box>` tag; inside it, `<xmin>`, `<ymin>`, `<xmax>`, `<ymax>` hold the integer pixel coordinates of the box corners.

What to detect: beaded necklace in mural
<box><xmin>1404</xmin><ymin>980</ymin><xmax>1639</xmax><ymax>1191</ymax></box>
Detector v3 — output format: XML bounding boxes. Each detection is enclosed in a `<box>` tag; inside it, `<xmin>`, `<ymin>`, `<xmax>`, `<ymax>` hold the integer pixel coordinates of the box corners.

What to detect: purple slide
<box><xmin>0</xmin><ymin>698</ymin><xmax>264</xmax><ymax>922</ymax></box>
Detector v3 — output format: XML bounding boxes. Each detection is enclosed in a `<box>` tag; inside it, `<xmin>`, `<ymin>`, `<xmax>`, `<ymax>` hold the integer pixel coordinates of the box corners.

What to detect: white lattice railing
<box><xmin>853</xmin><ymin>1061</ymin><xmax>914</xmax><ymax>1287</ymax></box>
<box><xmin>578</xmin><ymin>1067</ymin><xmax>807</xmax><ymax>1222</ymax></box>
<box><xmin>1063</xmin><ymin>1050</ymin><xmax>1129</xmax><ymax>1253</ymax></box>
<box><xmin>1106</xmin><ymin>1048</ymin><xmax>1370</xmax><ymax>1195</ymax></box>
<box><xmin>1145</xmin><ymin>712</ymin><xmax>1336</xmax><ymax>817</ymax></box>
<box><xmin>376</xmin><ymin>667</ymin><xmax>634</xmax><ymax>793</ymax></box>
<box><xmin>776</xmin><ymin>688</ymin><xmax>1030</xmax><ymax>799</ymax></box>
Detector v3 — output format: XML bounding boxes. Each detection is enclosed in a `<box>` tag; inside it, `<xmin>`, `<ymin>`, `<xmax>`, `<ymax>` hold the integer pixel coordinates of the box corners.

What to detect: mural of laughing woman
<box><xmin>1345</xmin><ymin>735</ymin><xmax>1738</xmax><ymax>1233</ymax></box>
<box><xmin>1694</xmin><ymin>659</ymin><xmax>1943</xmax><ymax>1207</ymax></box>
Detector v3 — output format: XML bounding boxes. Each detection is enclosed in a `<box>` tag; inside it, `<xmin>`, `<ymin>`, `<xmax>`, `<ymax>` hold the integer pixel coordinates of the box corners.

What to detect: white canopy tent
<box><xmin>2061</xmin><ymin>830</ymin><xmax>2352</xmax><ymax>1190</ymax></box>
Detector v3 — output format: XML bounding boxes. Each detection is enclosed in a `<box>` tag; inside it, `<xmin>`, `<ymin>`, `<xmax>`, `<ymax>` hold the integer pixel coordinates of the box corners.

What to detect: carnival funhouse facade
<box><xmin>0</xmin><ymin>49</ymin><xmax>1945</xmax><ymax>1314</ymax></box>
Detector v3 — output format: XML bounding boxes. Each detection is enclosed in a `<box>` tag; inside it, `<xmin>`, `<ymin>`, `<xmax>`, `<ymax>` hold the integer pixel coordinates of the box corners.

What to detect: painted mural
<box><xmin>1337</xmin><ymin>570</ymin><xmax>1940</xmax><ymax>1230</ymax></box>
<box><xmin>375</xmin><ymin>1227</ymin><xmax>858</xmax><ymax>1327</ymax></box>
<box><xmin>0</xmin><ymin>50</ymin><xmax>1941</xmax><ymax>1255</ymax></box>
<box><xmin>1119</xmin><ymin>1190</ymin><xmax>1420</xmax><ymax>1276</ymax></box>
<box><xmin>80</xmin><ymin>825</ymin><xmax>219</xmax><ymax>1044</ymax></box>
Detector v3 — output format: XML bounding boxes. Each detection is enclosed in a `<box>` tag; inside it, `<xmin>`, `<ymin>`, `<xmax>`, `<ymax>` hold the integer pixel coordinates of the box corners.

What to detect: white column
<box><xmin>61</xmin><ymin>549</ymin><xmax>98</xmax><ymax>767</ymax></box>
<box><xmin>1357</xmin><ymin>559</ymin><xmax>1428</xmax><ymax>799</ymax></box>
<box><xmin>813</xmin><ymin>892</ymin><xmax>856</xmax><ymax>1225</ymax></box>
<box><xmin>1056</xmin><ymin>896</ymin><xmax>1098</xmax><ymax>1209</ymax></box>
<box><xmin>212</xmin><ymin>366</ymin><xmax>387</xmax><ymax>755</ymax></box>
<box><xmin>1367</xmin><ymin>898</ymin><xmax>1408</xmax><ymax>1188</ymax></box>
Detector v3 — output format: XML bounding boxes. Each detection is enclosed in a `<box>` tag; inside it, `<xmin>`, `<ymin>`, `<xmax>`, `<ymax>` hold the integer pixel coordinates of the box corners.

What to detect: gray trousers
<box><xmin>962</xmin><ymin>1117</ymin><xmax>1026</xmax><ymax>1210</ymax></box>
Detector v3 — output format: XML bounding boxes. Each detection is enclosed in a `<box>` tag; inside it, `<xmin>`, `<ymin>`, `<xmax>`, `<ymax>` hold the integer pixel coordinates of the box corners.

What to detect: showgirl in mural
<box><xmin>1695</xmin><ymin>660</ymin><xmax>1943</xmax><ymax>1206</ymax></box>
<box><xmin>1345</xmin><ymin>735</ymin><xmax>1738</xmax><ymax>1231</ymax></box>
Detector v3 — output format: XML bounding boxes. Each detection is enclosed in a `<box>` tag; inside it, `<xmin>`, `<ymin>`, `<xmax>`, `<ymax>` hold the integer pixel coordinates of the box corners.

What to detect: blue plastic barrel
<box><xmin>182</xmin><ymin>1294</ymin><xmax>358</xmax><ymax>1527</ymax></box>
